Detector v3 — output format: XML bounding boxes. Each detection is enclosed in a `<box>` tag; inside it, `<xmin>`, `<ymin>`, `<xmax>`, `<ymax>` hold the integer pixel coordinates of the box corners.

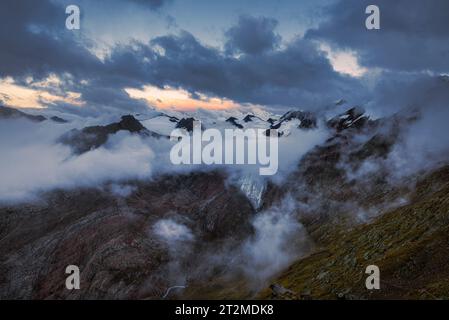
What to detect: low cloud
<box><xmin>241</xmin><ymin>196</ymin><xmax>312</xmax><ymax>285</ymax></box>
<box><xmin>153</xmin><ymin>219</ymin><xmax>194</xmax><ymax>244</ymax></box>
<box><xmin>0</xmin><ymin>120</ymin><xmax>155</xmax><ymax>203</ymax></box>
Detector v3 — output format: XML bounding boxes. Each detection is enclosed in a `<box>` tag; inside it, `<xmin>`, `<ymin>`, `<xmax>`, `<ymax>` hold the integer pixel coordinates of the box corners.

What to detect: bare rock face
<box><xmin>327</xmin><ymin>107</ymin><xmax>370</xmax><ymax>132</ymax></box>
<box><xmin>259</xmin><ymin>165</ymin><xmax>449</xmax><ymax>300</ymax></box>
<box><xmin>58</xmin><ymin>115</ymin><xmax>164</xmax><ymax>154</ymax></box>
<box><xmin>271</xmin><ymin>110</ymin><xmax>318</xmax><ymax>130</ymax></box>
<box><xmin>262</xmin><ymin>107</ymin><xmax>416</xmax><ymax>246</ymax></box>
<box><xmin>0</xmin><ymin>106</ymin><xmax>68</xmax><ymax>123</ymax></box>
<box><xmin>50</xmin><ymin>116</ymin><xmax>68</xmax><ymax>123</ymax></box>
<box><xmin>0</xmin><ymin>171</ymin><xmax>255</xmax><ymax>299</ymax></box>
<box><xmin>226</xmin><ymin>117</ymin><xmax>243</xmax><ymax>129</ymax></box>
<box><xmin>176</xmin><ymin>118</ymin><xmax>200</xmax><ymax>132</ymax></box>
<box><xmin>1</xmin><ymin>105</ymin><xmax>446</xmax><ymax>301</ymax></box>
<box><xmin>243</xmin><ymin>115</ymin><xmax>256</xmax><ymax>123</ymax></box>
<box><xmin>252</xmin><ymin>107</ymin><xmax>449</xmax><ymax>300</ymax></box>
<box><xmin>0</xmin><ymin>106</ymin><xmax>46</xmax><ymax>122</ymax></box>
<box><xmin>128</xmin><ymin>171</ymin><xmax>255</xmax><ymax>241</ymax></box>
<box><xmin>264</xmin><ymin>110</ymin><xmax>317</xmax><ymax>137</ymax></box>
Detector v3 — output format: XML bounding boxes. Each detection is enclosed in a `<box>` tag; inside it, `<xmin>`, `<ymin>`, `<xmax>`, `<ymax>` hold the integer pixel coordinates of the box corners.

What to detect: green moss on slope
<box><xmin>260</xmin><ymin>166</ymin><xmax>449</xmax><ymax>300</ymax></box>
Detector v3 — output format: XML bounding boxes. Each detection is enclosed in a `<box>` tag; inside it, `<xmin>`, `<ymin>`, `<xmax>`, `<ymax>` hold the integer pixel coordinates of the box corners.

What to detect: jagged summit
<box><xmin>154</xmin><ymin>112</ymin><xmax>179</xmax><ymax>123</ymax></box>
<box><xmin>50</xmin><ymin>116</ymin><xmax>68</xmax><ymax>123</ymax></box>
<box><xmin>114</xmin><ymin>115</ymin><xmax>146</xmax><ymax>132</ymax></box>
<box><xmin>226</xmin><ymin>116</ymin><xmax>244</xmax><ymax>129</ymax></box>
<box><xmin>438</xmin><ymin>74</ymin><xmax>449</xmax><ymax>83</ymax></box>
<box><xmin>327</xmin><ymin>106</ymin><xmax>369</xmax><ymax>132</ymax></box>
<box><xmin>243</xmin><ymin>114</ymin><xmax>256</xmax><ymax>123</ymax></box>
<box><xmin>176</xmin><ymin>117</ymin><xmax>201</xmax><ymax>132</ymax></box>
<box><xmin>0</xmin><ymin>105</ymin><xmax>68</xmax><ymax>123</ymax></box>
<box><xmin>1</xmin><ymin>103</ymin><xmax>449</xmax><ymax>300</ymax></box>
<box><xmin>59</xmin><ymin>115</ymin><xmax>162</xmax><ymax>154</ymax></box>
<box><xmin>267</xmin><ymin>118</ymin><xmax>276</xmax><ymax>125</ymax></box>
<box><xmin>269</xmin><ymin>110</ymin><xmax>318</xmax><ymax>135</ymax></box>
<box><xmin>0</xmin><ymin>105</ymin><xmax>46</xmax><ymax>122</ymax></box>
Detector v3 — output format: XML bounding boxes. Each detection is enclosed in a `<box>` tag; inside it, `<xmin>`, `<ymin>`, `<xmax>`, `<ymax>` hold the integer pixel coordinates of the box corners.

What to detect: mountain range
<box><xmin>0</xmin><ymin>103</ymin><xmax>448</xmax><ymax>300</ymax></box>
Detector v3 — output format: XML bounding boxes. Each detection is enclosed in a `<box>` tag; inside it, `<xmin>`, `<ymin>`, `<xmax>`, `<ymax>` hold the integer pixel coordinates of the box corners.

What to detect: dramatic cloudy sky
<box><xmin>0</xmin><ymin>0</ymin><xmax>448</xmax><ymax>116</ymax></box>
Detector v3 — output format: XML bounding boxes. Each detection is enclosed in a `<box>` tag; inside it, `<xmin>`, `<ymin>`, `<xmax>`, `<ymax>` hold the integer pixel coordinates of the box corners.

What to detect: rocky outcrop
<box><xmin>1</xmin><ymin>106</ymin><xmax>446</xmax><ymax>301</ymax></box>
<box><xmin>271</xmin><ymin>110</ymin><xmax>318</xmax><ymax>130</ymax></box>
<box><xmin>59</xmin><ymin>115</ymin><xmax>164</xmax><ymax>154</ymax></box>
<box><xmin>176</xmin><ymin>118</ymin><xmax>200</xmax><ymax>132</ymax></box>
<box><xmin>243</xmin><ymin>115</ymin><xmax>256</xmax><ymax>123</ymax></box>
<box><xmin>259</xmin><ymin>165</ymin><xmax>449</xmax><ymax>300</ymax></box>
<box><xmin>50</xmin><ymin>116</ymin><xmax>68</xmax><ymax>123</ymax></box>
<box><xmin>327</xmin><ymin>107</ymin><xmax>370</xmax><ymax>132</ymax></box>
<box><xmin>226</xmin><ymin>117</ymin><xmax>243</xmax><ymax>129</ymax></box>
<box><xmin>0</xmin><ymin>106</ymin><xmax>68</xmax><ymax>123</ymax></box>
<box><xmin>0</xmin><ymin>171</ymin><xmax>255</xmax><ymax>299</ymax></box>
<box><xmin>0</xmin><ymin>106</ymin><xmax>46</xmax><ymax>122</ymax></box>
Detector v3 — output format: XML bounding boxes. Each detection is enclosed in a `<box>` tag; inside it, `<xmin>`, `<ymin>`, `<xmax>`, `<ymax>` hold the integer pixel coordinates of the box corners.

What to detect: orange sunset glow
<box><xmin>0</xmin><ymin>77</ymin><xmax>84</xmax><ymax>109</ymax></box>
<box><xmin>0</xmin><ymin>78</ymin><xmax>239</xmax><ymax>111</ymax></box>
<box><xmin>125</xmin><ymin>85</ymin><xmax>240</xmax><ymax>111</ymax></box>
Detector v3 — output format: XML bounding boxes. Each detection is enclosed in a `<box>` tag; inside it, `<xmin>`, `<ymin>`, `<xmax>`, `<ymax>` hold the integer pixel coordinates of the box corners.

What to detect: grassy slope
<box><xmin>258</xmin><ymin>165</ymin><xmax>449</xmax><ymax>299</ymax></box>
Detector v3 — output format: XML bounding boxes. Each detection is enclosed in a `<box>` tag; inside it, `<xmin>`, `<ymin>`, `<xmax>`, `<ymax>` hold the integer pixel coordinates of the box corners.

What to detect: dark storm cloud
<box><xmin>106</xmin><ymin>31</ymin><xmax>361</xmax><ymax>109</ymax></box>
<box><xmin>127</xmin><ymin>0</ymin><xmax>172</xmax><ymax>10</ymax></box>
<box><xmin>0</xmin><ymin>0</ymin><xmax>151</xmax><ymax>113</ymax></box>
<box><xmin>0</xmin><ymin>0</ymin><xmax>101</xmax><ymax>80</ymax></box>
<box><xmin>366</xmin><ymin>72</ymin><xmax>449</xmax><ymax>116</ymax></box>
<box><xmin>146</xmin><ymin>31</ymin><xmax>362</xmax><ymax>107</ymax></box>
<box><xmin>225</xmin><ymin>15</ymin><xmax>281</xmax><ymax>55</ymax></box>
<box><xmin>0</xmin><ymin>0</ymin><xmax>361</xmax><ymax>113</ymax></box>
<box><xmin>307</xmin><ymin>0</ymin><xmax>449</xmax><ymax>73</ymax></box>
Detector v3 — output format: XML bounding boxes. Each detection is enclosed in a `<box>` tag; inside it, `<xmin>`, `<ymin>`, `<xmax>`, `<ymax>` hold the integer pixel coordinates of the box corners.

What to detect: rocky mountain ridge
<box><xmin>1</xmin><ymin>105</ymin><xmax>448</xmax><ymax>300</ymax></box>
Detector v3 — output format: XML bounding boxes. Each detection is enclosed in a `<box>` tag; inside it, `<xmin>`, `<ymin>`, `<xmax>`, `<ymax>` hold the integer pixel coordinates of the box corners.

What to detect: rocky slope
<box><xmin>58</xmin><ymin>115</ymin><xmax>165</xmax><ymax>154</ymax></box>
<box><xmin>260</xmin><ymin>165</ymin><xmax>449</xmax><ymax>300</ymax></box>
<box><xmin>0</xmin><ymin>172</ymin><xmax>255</xmax><ymax>299</ymax></box>
<box><xmin>0</xmin><ymin>105</ymin><xmax>67</xmax><ymax>123</ymax></box>
<box><xmin>178</xmin><ymin>106</ymin><xmax>449</xmax><ymax>300</ymax></box>
<box><xmin>0</xmin><ymin>105</ymin><xmax>448</xmax><ymax>300</ymax></box>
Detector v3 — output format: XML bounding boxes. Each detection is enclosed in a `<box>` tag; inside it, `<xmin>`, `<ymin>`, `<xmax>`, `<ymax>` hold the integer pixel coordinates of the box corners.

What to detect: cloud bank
<box><xmin>0</xmin><ymin>120</ymin><xmax>155</xmax><ymax>202</ymax></box>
